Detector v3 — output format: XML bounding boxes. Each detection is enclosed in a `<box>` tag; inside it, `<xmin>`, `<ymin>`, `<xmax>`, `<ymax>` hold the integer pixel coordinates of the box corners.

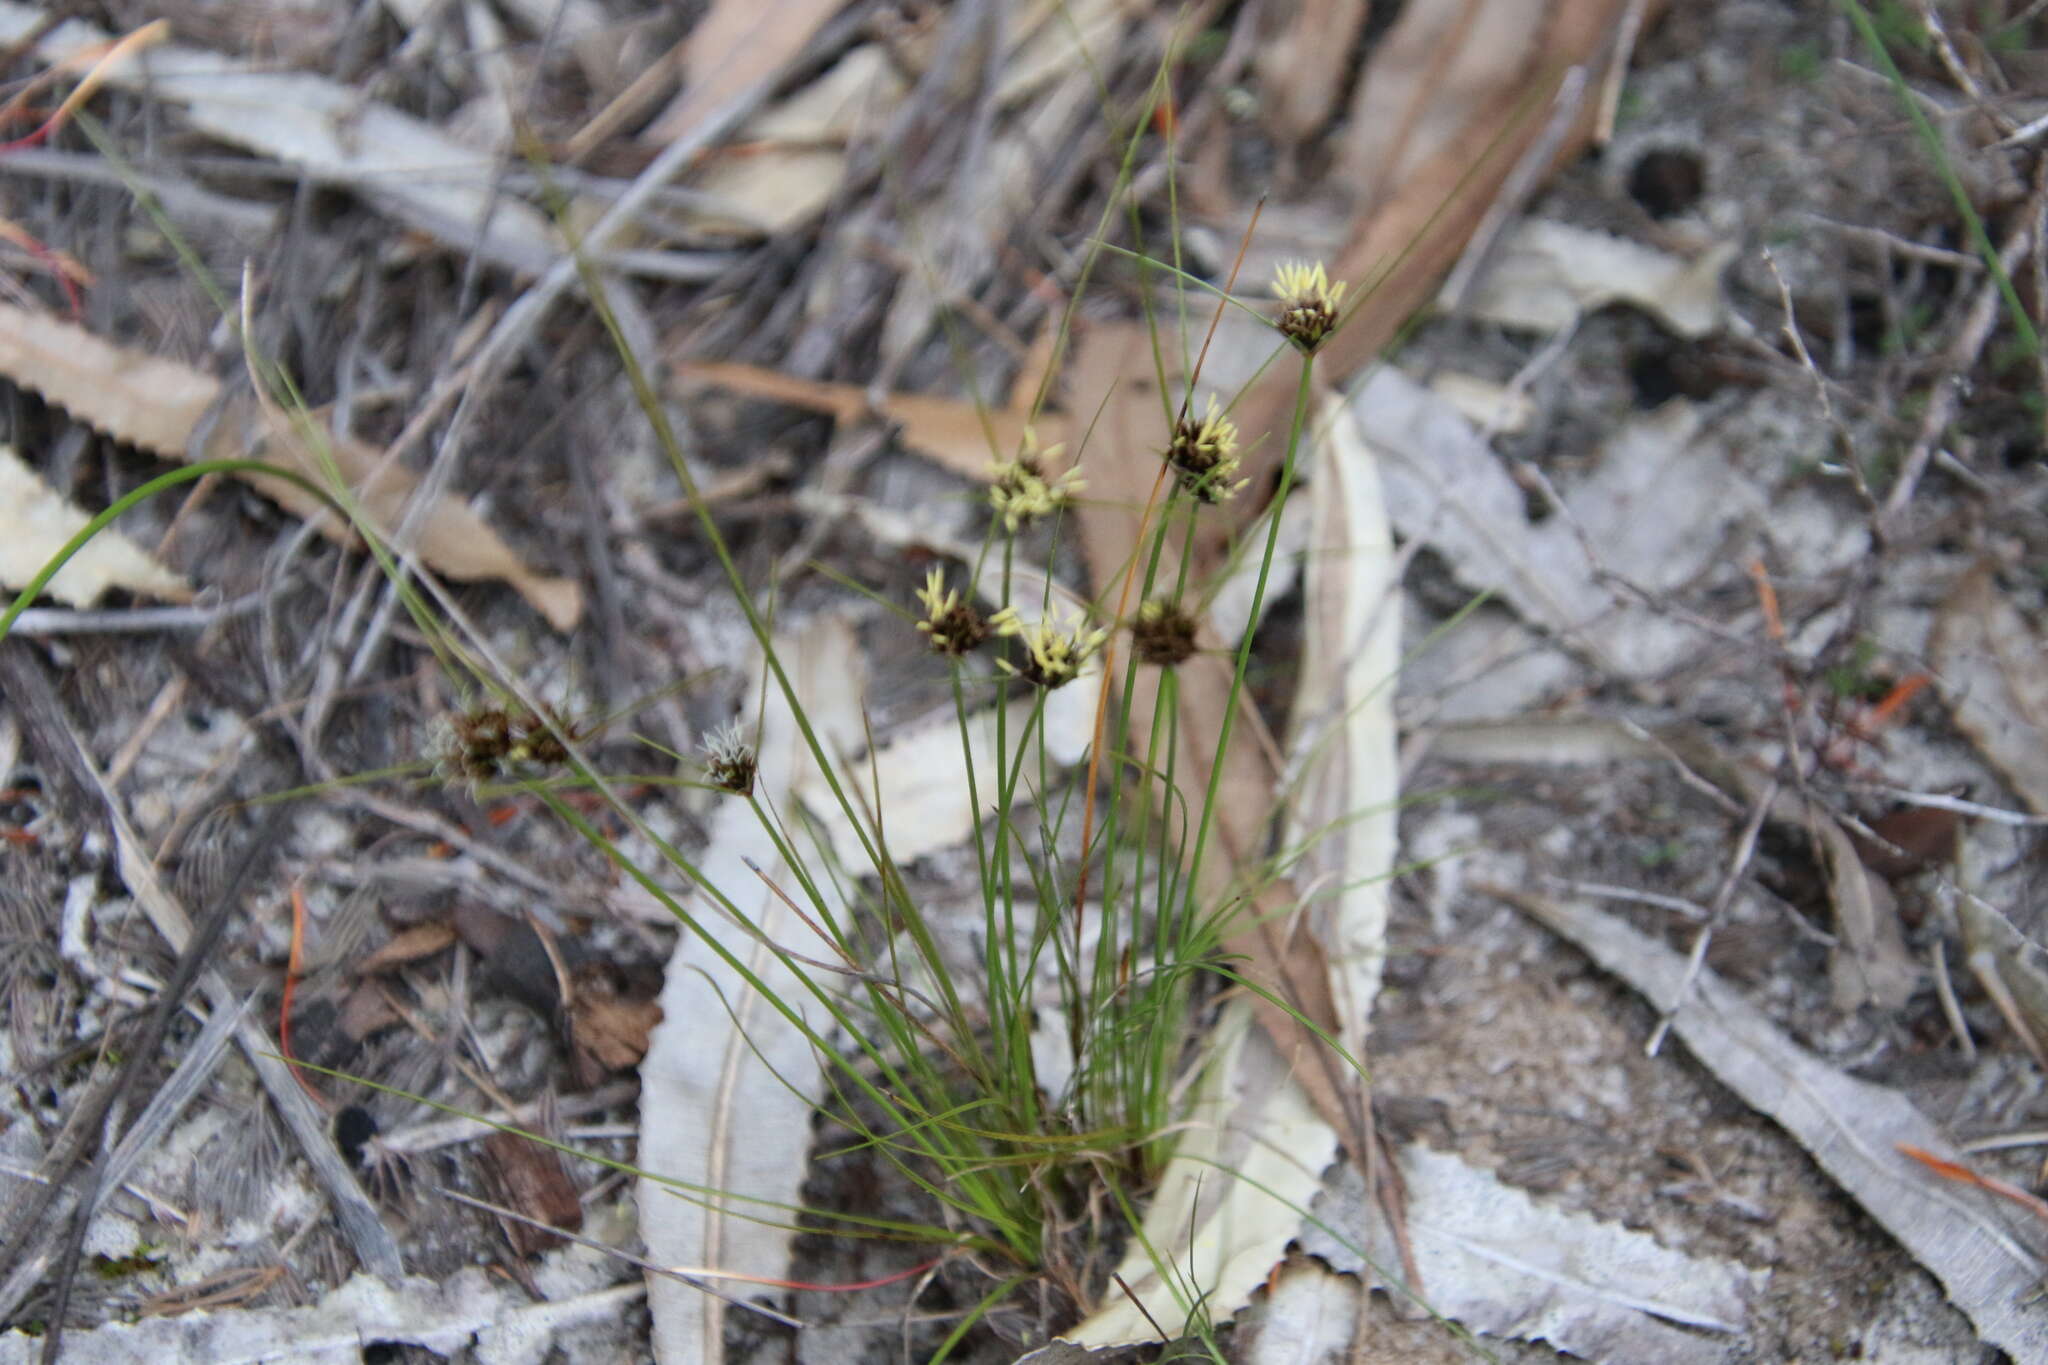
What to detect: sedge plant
<box><xmin>0</xmin><ymin>42</ymin><xmax>1402</xmax><ymax>1361</ymax></box>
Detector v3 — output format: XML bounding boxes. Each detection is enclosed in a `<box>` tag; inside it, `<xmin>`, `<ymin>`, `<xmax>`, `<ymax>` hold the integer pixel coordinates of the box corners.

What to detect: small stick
<box><xmin>1646</xmin><ymin>778</ymin><xmax>1776</xmax><ymax>1057</ymax></box>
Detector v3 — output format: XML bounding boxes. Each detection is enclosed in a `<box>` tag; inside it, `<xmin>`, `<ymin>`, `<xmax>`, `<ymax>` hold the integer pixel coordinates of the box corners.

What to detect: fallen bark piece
<box><xmin>1932</xmin><ymin>561</ymin><xmax>2048</xmax><ymax>815</ymax></box>
<box><xmin>1502</xmin><ymin>887</ymin><xmax>2048</xmax><ymax>1360</ymax></box>
<box><xmin>0</xmin><ymin>302</ymin><xmax>581</xmax><ymax>630</ymax></box>
<box><xmin>1300</xmin><ymin>1144</ymin><xmax>1755</xmax><ymax>1365</ymax></box>
<box><xmin>0</xmin><ymin>445</ymin><xmax>192</xmax><ymax>607</ymax></box>
<box><xmin>0</xmin><ymin>1271</ymin><xmax>644</xmax><ymax>1365</ymax></box>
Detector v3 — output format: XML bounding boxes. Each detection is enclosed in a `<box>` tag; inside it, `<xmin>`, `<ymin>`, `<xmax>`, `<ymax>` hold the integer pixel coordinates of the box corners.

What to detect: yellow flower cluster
<box><xmin>988</xmin><ymin>603</ymin><xmax>1109</xmax><ymax>689</ymax></box>
<box><xmin>988</xmin><ymin>430</ymin><xmax>1083</xmax><ymax>532</ymax></box>
<box><xmin>1272</xmin><ymin>261</ymin><xmax>1346</xmax><ymax>352</ymax></box>
<box><xmin>914</xmin><ymin>567</ymin><xmax>989</xmax><ymax>656</ymax></box>
<box><xmin>1164</xmin><ymin>395</ymin><xmax>1247</xmax><ymax>503</ymax></box>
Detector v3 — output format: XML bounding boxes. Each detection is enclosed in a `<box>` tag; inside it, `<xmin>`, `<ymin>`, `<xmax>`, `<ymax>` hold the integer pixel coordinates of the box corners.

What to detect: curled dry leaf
<box><xmin>1504</xmin><ymin>887</ymin><xmax>2048</xmax><ymax>1360</ymax></box>
<box><xmin>1238</xmin><ymin>1254</ymin><xmax>1362</xmax><ymax>1365</ymax></box>
<box><xmin>353</xmin><ymin>922</ymin><xmax>460</xmax><ymax>975</ymax></box>
<box><xmin>0</xmin><ymin>302</ymin><xmax>581</xmax><ymax>630</ymax></box>
<box><xmin>1804</xmin><ymin>803</ymin><xmax>1921</xmax><ymax>1012</ymax></box>
<box><xmin>1301</xmin><ymin>1144</ymin><xmax>1754</xmax><ymax>1365</ymax></box>
<box><xmin>0</xmin><ymin>445</ymin><xmax>192</xmax><ymax>607</ymax></box>
<box><xmin>1445</xmin><ymin>219</ymin><xmax>1735</xmax><ymax>338</ymax></box>
<box><xmin>478</xmin><ymin>1129</ymin><xmax>584</xmax><ymax>1258</ymax></box>
<box><xmin>1932</xmin><ymin>561</ymin><xmax>2048</xmax><ymax>815</ymax></box>
<box><xmin>1283</xmin><ymin>395</ymin><xmax>1401</xmax><ymax>1063</ymax></box>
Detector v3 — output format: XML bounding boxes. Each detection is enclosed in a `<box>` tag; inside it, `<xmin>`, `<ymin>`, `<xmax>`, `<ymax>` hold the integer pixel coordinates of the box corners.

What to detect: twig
<box><xmin>1931</xmin><ymin>938</ymin><xmax>1976</xmax><ymax>1062</ymax></box>
<box><xmin>1544</xmin><ymin>877</ymin><xmax>1710</xmax><ymax>921</ymax></box>
<box><xmin>1879</xmin><ymin>208</ymin><xmax>2036</xmax><ymax>527</ymax></box>
<box><xmin>1763</xmin><ymin>247</ymin><xmax>1876</xmax><ymax>512</ymax></box>
<box><xmin>2</xmin><ymin>589</ymin><xmax>270</xmax><ymax>638</ymax></box>
<box><xmin>1646</xmin><ymin>778</ymin><xmax>1776</xmax><ymax>1057</ymax></box>
<box><xmin>1594</xmin><ymin>0</ymin><xmax>1650</xmax><ymax>145</ymax></box>
<box><xmin>431</xmin><ymin>1185</ymin><xmax>805</xmax><ymax>1328</ymax></box>
<box><xmin>1848</xmin><ymin>784</ymin><xmax>2048</xmax><ymax>827</ymax></box>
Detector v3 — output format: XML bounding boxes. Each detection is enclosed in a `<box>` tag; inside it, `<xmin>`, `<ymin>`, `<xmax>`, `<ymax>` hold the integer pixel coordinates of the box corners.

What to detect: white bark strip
<box><xmin>638</xmin><ymin>617</ymin><xmax>867</xmax><ymax>1364</ymax></box>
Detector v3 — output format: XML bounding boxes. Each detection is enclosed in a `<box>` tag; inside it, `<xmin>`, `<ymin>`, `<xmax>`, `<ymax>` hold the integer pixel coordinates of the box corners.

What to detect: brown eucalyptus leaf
<box><xmin>672</xmin><ymin>359</ymin><xmax>1056</xmax><ymax>480</ymax></box>
<box><xmin>0</xmin><ymin>303</ymin><xmax>580</xmax><ymax>631</ymax></box>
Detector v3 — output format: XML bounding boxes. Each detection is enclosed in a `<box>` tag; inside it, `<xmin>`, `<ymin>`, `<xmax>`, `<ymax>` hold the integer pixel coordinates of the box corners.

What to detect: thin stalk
<box><xmin>1179</xmin><ymin>355</ymin><xmax>1317</xmax><ymax>919</ymax></box>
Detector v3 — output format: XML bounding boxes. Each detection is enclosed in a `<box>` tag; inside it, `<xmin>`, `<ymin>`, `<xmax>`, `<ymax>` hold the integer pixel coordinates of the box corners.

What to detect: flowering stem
<box><xmin>1180</xmin><ymin>354</ymin><xmax>1317</xmax><ymax>921</ymax></box>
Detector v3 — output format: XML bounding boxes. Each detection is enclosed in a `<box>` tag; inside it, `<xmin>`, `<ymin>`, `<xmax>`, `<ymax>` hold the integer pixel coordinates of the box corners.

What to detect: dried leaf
<box><xmin>992</xmin><ymin>0</ymin><xmax>1137</xmax><ymax>108</ymax></box>
<box><xmin>1805</xmin><ymin>805</ymin><xmax>1921</xmax><ymax>1011</ymax></box>
<box><xmin>1063</xmin><ymin>1005</ymin><xmax>1341</xmax><ymax>1348</ymax></box>
<box><xmin>1447</xmin><ymin>219</ymin><xmax>1735</xmax><ymax>338</ymax></box>
<box><xmin>0</xmin><ymin>445</ymin><xmax>192</xmax><ymax>607</ymax></box>
<box><xmin>1012</xmin><ymin>1342</ymin><xmax>1148</xmax><ymax>1365</ymax></box>
<box><xmin>479</xmin><ymin>1129</ymin><xmax>584</xmax><ymax>1258</ymax></box>
<box><xmin>672</xmin><ymin>359</ymin><xmax>1053</xmax><ymax>481</ymax></box>
<box><xmin>355</xmin><ymin>923</ymin><xmax>459</xmax><ymax>975</ymax></box>
<box><xmin>1302</xmin><ymin>1145</ymin><xmax>1755</xmax><ymax>1365</ymax></box>
<box><xmin>568</xmin><ymin>967</ymin><xmax>663</xmax><ymax>1075</ymax></box>
<box><xmin>637</xmin><ymin>616</ymin><xmax>866</xmax><ymax>1365</ymax></box>
<box><xmin>0</xmin><ymin>5</ymin><xmax>558</xmax><ymax>273</ymax></box>
<box><xmin>1337</xmin><ymin>0</ymin><xmax>1546</xmax><ymax>203</ymax></box>
<box><xmin>0</xmin><ymin>303</ymin><xmax>217</xmax><ymax>456</ymax></box>
<box><xmin>1239</xmin><ymin>1255</ymin><xmax>1362</xmax><ymax>1365</ymax></box>
<box><xmin>688</xmin><ymin>46</ymin><xmax>908</xmax><ymax>233</ymax></box>
<box><xmin>1505</xmin><ymin>888</ymin><xmax>2048</xmax><ymax>1360</ymax></box>
<box><xmin>1932</xmin><ymin>561</ymin><xmax>2048</xmax><ymax>814</ymax></box>
<box><xmin>216</xmin><ymin>400</ymin><xmax>583</xmax><ymax>631</ymax></box>
<box><xmin>1427</xmin><ymin>371</ymin><xmax>1535</xmax><ymax>433</ymax></box>
<box><xmin>0</xmin><ymin>302</ymin><xmax>581</xmax><ymax>630</ymax></box>
<box><xmin>796</xmin><ymin>685</ymin><xmax>1096</xmax><ymax>867</ymax></box>
<box><xmin>642</xmin><ymin>0</ymin><xmax>850</xmax><ymax>147</ymax></box>
<box><xmin>1347</xmin><ymin>368</ymin><xmax>1747</xmax><ymax>678</ymax></box>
